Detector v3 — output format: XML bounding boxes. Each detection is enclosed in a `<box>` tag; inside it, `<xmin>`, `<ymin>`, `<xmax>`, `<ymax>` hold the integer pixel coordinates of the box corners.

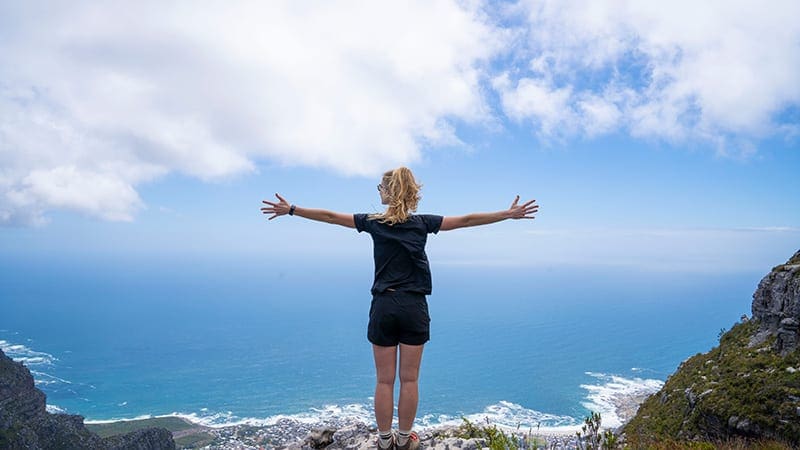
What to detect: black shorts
<box><xmin>368</xmin><ymin>291</ymin><xmax>430</xmax><ymax>346</ymax></box>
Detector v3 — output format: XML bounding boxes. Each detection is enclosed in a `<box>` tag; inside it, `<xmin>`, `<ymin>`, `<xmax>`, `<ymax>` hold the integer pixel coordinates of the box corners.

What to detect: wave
<box><xmin>30</xmin><ymin>370</ymin><xmax>73</xmax><ymax>386</ymax></box>
<box><xmin>85</xmin><ymin>404</ymin><xmax>374</xmax><ymax>427</ymax></box>
<box><xmin>84</xmin><ymin>414</ymin><xmax>161</xmax><ymax>424</ymax></box>
<box><xmin>46</xmin><ymin>404</ymin><xmax>68</xmax><ymax>414</ymax></box>
<box><xmin>0</xmin><ymin>339</ymin><xmax>58</xmax><ymax>367</ymax></box>
<box><xmin>418</xmin><ymin>401</ymin><xmax>581</xmax><ymax>434</ymax></box>
<box><xmin>86</xmin><ymin>401</ymin><xmax>582</xmax><ymax>435</ymax></box>
<box><xmin>177</xmin><ymin>404</ymin><xmax>374</xmax><ymax>429</ymax></box>
<box><xmin>84</xmin><ymin>372</ymin><xmax>664</xmax><ymax>434</ymax></box>
<box><xmin>580</xmin><ymin>372</ymin><xmax>664</xmax><ymax>428</ymax></box>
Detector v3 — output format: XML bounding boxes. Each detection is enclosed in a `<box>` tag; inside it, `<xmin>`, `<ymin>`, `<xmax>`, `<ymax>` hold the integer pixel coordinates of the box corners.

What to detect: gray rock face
<box><xmin>0</xmin><ymin>348</ymin><xmax>175</xmax><ymax>450</ymax></box>
<box><xmin>0</xmin><ymin>350</ymin><xmax>47</xmax><ymax>425</ymax></box>
<box><xmin>306</xmin><ymin>427</ymin><xmax>337</xmax><ymax>449</ymax></box>
<box><xmin>751</xmin><ymin>250</ymin><xmax>800</xmax><ymax>355</ymax></box>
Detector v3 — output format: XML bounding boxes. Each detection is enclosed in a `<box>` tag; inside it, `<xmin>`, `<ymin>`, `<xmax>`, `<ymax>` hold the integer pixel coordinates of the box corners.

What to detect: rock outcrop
<box><xmin>285</xmin><ymin>423</ymin><xmax>568</xmax><ymax>450</ymax></box>
<box><xmin>751</xmin><ymin>249</ymin><xmax>800</xmax><ymax>355</ymax></box>
<box><xmin>0</xmin><ymin>348</ymin><xmax>175</xmax><ymax>450</ymax></box>
<box><xmin>623</xmin><ymin>250</ymin><xmax>800</xmax><ymax>447</ymax></box>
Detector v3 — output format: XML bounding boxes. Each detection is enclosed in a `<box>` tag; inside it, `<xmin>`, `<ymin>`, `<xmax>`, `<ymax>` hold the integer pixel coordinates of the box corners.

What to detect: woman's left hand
<box><xmin>261</xmin><ymin>193</ymin><xmax>291</xmax><ymax>220</ymax></box>
<box><xmin>508</xmin><ymin>195</ymin><xmax>538</xmax><ymax>219</ymax></box>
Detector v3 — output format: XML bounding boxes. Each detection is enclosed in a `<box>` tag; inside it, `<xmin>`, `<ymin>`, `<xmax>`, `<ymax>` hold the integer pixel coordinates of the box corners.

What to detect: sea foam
<box><xmin>168</xmin><ymin>403</ymin><xmax>376</xmax><ymax>429</ymax></box>
<box><xmin>580</xmin><ymin>372</ymin><xmax>664</xmax><ymax>428</ymax></box>
<box><xmin>418</xmin><ymin>401</ymin><xmax>581</xmax><ymax>435</ymax></box>
<box><xmin>46</xmin><ymin>404</ymin><xmax>68</xmax><ymax>414</ymax></box>
<box><xmin>84</xmin><ymin>373</ymin><xmax>663</xmax><ymax>433</ymax></box>
<box><xmin>0</xmin><ymin>340</ymin><xmax>57</xmax><ymax>366</ymax></box>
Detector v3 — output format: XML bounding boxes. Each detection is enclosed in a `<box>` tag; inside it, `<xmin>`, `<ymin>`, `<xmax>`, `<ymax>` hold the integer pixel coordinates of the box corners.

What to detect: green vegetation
<box><xmin>86</xmin><ymin>416</ymin><xmax>195</xmax><ymax>438</ymax></box>
<box><xmin>620</xmin><ymin>438</ymin><xmax>794</xmax><ymax>449</ymax></box>
<box><xmin>717</xmin><ymin>327</ymin><xmax>727</xmax><ymax>341</ymax></box>
<box><xmin>623</xmin><ymin>320</ymin><xmax>800</xmax><ymax>447</ymax></box>
<box><xmin>772</xmin><ymin>251</ymin><xmax>800</xmax><ymax>275</ymax></box>
<box><xmin>86</xmin><ymin>416</ymin><xmax>218</xmax><ymax>449</ymax></box>
<box><xmin>456</xmin><ymin>417</ymin><xmax>547</xmax><ymax>450</ymax></box>
<box><xmin>0</xmin><ymin>425</ymin><xmax>17</xmax><ymax>448</ymax></box>
<box><xmin>575</xmin><ymin>411</ymin><xmax>618</xmax><ymax>450</ymax></box>
<box><xmin>174</xmin><ymin>431</ymin><xmax>216</xmax><ymax>448</ymax></box>
<box><xmin>787</xmin><ymin>252</ymin><xmax>800</xmax><ymax>265</ymax></box>
<box><xmin>457</xmin><ymin>413</ymin><xmax>621</xmax><ymax>450</ymax></box>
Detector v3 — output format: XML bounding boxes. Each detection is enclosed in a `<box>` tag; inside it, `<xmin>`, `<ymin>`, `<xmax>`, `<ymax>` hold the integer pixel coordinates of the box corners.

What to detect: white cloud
<box><xmin>577</xmin><ymin>93</ymin><xmax>622</xmax><ymax>137</ymax></box>
<box><xmin>492</xmin><ymin>73</ymin><xmax>575</xmax><ymax>137</ymax></box>
<box><xmin>500</xmin><ymin>0</ymin><xmax>800</xmax><ymax>147</ymax></box>
<box><xmin>0</xmin><ymin>1</ymin><xmax>504</xmax><ymax>225</ymax></box>
<box><xmin>2</xmin><ymin>1</ymin><xmax>798</xmax><ymax>226</ymax></box>
<box><xmin>7</xmin><ymin>166</ymin><xmax>143</xmax><ymax>223</ymax></box>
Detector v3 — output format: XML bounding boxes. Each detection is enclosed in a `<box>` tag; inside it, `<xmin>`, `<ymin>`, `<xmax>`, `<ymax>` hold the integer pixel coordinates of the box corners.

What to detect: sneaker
<box><xmin>395</xmin><ymin>431</ymin><xmax>420</xmax><ymax>450</ymax></box>
<box><xmin>377</xmin><ymin>432</ymin><xmax>395</xmax><ymax>450</ymax></box>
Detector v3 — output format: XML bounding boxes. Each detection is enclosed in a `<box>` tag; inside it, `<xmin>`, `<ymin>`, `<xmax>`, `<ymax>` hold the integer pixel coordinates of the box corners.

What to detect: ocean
<box><xmin>0</xmin><ymin>255</ymin><xmax>761</xmax><ymax>432</ymax></box>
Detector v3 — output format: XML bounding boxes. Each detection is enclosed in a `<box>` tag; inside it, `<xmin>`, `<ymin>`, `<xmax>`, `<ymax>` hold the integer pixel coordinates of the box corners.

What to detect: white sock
<box><xmin>397</xmin><ymin>429</ymin><xmax>411</xmax><ymax>446</ymax></box>
<box><xmin>378</xmin><ymin>430</ymin><xmax>393</xmax><ymax>447</ymax></box>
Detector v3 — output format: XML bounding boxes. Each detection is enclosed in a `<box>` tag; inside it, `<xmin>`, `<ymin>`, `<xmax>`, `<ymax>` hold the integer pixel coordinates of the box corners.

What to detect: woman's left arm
<box><xmin>440</xmin><ymin>195</ymin><xmax>537</xmax><ymax>231</ymax></box>
<box><xmin>261</xmin><ymin>193</ymin><xmax>355</xmax><ymax>229</ymax></box>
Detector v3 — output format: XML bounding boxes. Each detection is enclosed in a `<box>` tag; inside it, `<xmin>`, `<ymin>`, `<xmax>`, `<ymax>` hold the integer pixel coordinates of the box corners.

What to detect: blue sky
<box><xmin>1</xmin><ymin>1</ymin><xmax>799</xmax><ymax>274</ymax></box>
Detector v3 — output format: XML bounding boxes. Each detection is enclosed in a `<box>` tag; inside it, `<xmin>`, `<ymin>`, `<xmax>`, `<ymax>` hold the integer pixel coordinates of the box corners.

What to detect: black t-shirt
<box><xmin>354</xmin><ymin>213</ymin><xmax>444</xmax><ymax>295</ymax></box>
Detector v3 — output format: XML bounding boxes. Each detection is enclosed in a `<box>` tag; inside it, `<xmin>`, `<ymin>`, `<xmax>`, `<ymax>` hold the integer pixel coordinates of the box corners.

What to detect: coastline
<box><xmin>85</xmin><ymin>389</ymin><xmax>651</xmax><ymax>450</ymax></box>
<box><xmin>88</xmin><ymin>415</ymin><xmax>585</xmax><ymax>449</ymax></box>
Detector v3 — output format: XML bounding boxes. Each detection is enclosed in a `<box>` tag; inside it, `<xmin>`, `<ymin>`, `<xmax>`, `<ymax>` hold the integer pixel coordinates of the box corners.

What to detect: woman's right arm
<box><xmin>261</xmin><ymin>193</ymin><xmax>355</xmax><ymax>228</ymax></box>
<box><xmin>440</xmin><ymin>195</ymin><xmax>538</xmax><ymax>231</ymax></box>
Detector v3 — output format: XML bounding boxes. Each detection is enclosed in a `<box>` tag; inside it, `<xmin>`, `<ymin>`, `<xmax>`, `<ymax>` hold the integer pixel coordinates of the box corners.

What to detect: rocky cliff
<box><xmin>0</xmin><ymin>348</ymin><xmax>175</xmax><ymax>450</ymax></box>
<box><xmin>623</xmin><ymin>250</ymin><xmax>800</xmax><ymax>447</ymax></box>
<box><xmin>751</xmin><ymin>250</ymin><xmax>800</xmax><ymax>355</ymax></box>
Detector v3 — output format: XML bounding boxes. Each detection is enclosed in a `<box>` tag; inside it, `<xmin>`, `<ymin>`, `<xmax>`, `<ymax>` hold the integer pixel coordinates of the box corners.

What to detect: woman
<box><xmin>261</xmin><ymin>167</ymin><xmax>538</xmax><ymax>450</ymax></box>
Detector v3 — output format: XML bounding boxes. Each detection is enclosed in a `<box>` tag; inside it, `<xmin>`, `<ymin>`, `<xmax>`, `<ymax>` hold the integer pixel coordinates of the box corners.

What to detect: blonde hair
<box><xmin>371</xmin><ymin>167</ymin><xmax>422</xmax><ymax>225</ymax></box>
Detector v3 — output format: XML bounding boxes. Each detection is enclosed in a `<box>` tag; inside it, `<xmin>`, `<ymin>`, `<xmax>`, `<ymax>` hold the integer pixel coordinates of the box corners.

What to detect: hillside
<box><xmin>623</xmin><ymin>250</ymin><xmax>800</xmax><ymax>447</ymax></box>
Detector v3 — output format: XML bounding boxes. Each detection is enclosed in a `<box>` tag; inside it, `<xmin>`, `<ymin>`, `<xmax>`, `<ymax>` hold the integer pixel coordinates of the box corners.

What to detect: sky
<box><xmin>1</xmin><ymin>0</ymin><xmax>799</xmax><ymax>274</ymax></box>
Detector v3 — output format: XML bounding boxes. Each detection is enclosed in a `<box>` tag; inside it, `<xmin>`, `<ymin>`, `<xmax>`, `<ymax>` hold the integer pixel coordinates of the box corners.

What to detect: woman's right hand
<box><xmin>261</xmin><ymin>193</ymin><xmax>291</xmax><ymax>220</ymax></box>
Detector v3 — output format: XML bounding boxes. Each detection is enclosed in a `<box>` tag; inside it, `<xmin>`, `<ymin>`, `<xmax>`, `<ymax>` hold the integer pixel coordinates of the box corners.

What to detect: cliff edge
<box><xmin>751</xmin><ymin>250</ymin><xmax>800</xmax><ymax>355</ymax></box>
<box><xmin>623</xmin><ymin>250</ymin><xmax>800</xmax><ymax>447</ymax></box>
<box><xmin>0</xmin><ymin>347</ymin><xmax>175</xmax><ymax>450</ymax></box>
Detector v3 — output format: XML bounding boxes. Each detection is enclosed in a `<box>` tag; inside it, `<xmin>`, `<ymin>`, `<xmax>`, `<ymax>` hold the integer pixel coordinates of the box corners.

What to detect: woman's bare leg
<box><xmin>398</xmin><ymin>343</ymin><xmax>424</xmax><ymax>431</ymax></box>
<box><xmin>372</xmin><ymin>344</ymin><xmax>398</xmax><ymax>431</ymax></box>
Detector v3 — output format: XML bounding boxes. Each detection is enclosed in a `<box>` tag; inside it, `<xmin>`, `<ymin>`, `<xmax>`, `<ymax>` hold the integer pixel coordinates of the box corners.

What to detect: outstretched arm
<box><xmin>261</xmin><ymin>193</ymin><xmax>355</xmax><ymax>228</ymax></box>
<box><xmin>439</xmin><ymin>195</ymin><xmax>538</xmax><ymax>231</ymax></box>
